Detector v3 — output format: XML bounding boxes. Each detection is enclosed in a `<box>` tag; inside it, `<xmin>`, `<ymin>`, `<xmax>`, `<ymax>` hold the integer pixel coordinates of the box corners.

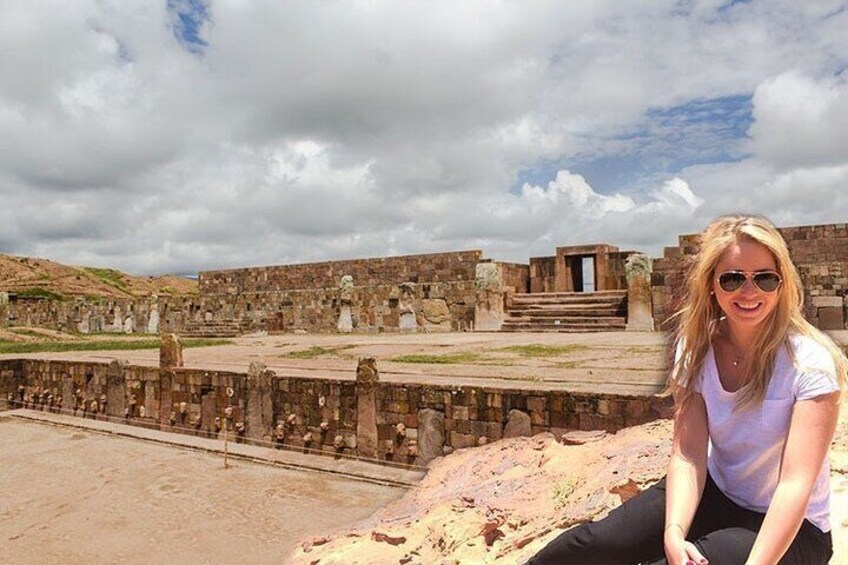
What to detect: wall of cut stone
<box><xmin>198</xmin><ymin>250</ymin><xmax>483</xmax><ymax>295</ymax></box>
<box><xmin>0</xmin><ymin>359</ymin><xmax>672</xmax><ymax>465</ymax></box>
<box><xmin>496</xmin><ymin>262</ymin><xmax>530</xmax><ymax>294</ymax></box>
<box><xmin>651</xmin><ymin>223</ymin><xmax>848</xmax><ymax>330</ymax></box>
<box><xmin>529</xmin><ymin>256</ymin><xmax>557</xmax><ymax>293</ymax></box>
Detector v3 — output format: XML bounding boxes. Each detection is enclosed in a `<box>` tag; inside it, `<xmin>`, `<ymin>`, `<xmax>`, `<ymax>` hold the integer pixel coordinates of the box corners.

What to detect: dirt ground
<box><xmin>0</xmin><ymin>417</ymin><xmax>406</xmax><ymax>564</ymax></box>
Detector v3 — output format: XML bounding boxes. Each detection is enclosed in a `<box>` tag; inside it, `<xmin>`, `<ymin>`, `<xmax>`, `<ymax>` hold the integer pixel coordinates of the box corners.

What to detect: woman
<box><xmin>528</xmin><ymin>215</ymin><xmax>846</xmax><ymax>564</ymax></box>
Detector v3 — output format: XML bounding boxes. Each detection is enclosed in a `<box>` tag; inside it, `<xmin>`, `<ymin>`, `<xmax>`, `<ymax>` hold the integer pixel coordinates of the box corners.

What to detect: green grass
<box><xmin>283</xmin><ymin>346</ymin><xmax>339</xmax><ymax>359</ymax></box>
<box><xmin>282</xmin><ymin>344</ymin><xmax>357</xmax><ymax>359</ymax></box>
<box><xmin>0</xmin><ymin>338</ymin><xmax>231</xmax><ymax>355</ymax></box>
<box><xmin>551</xmin><ymin>478</ymin><xmax>579</xmax><ymax>509</ymax></box>
<box><xmin>8</xmin><ymin>329</ymin><xmax>47</xmax><ymax>338</ymax></box>
<box><xmin>497</xmin><ymin>344</ymin><xmax>587</xmax><ymax>358</ymax></box>
<box><xmin>83</xmin><ymin>267</ymin><xmax>130</xmax><ymax>293</ymax></box>
<box><xmin>389</xmin><ymin>352</ymin><xmax>482</xmax><ymax>364</ymax></box>
<box><xmin>16</xmin><ymin>287</ymin><xmax>66</xmax><ymax>301</ymax></box>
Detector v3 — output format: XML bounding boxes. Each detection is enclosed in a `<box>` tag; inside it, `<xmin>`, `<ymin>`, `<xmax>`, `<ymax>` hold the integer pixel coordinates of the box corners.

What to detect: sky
<box><xmin>1</xmin><ymin>0</ymin><xmax>847</xmax><ymax>276</ymax></box>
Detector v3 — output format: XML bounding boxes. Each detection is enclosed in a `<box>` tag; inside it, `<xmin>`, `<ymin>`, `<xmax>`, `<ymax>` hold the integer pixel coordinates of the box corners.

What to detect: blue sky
<box><xmin>0</xmin><ymin>1</ymin><xmax>847</xmax><ymax>275</ymax></box>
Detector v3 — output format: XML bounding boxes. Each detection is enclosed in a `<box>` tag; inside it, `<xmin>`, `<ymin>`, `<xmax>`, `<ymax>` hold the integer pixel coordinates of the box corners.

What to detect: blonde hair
<box><xmin>666</xmin><ymin>215</ymin><xmax>847</xmax><ymax>408</ymax></box>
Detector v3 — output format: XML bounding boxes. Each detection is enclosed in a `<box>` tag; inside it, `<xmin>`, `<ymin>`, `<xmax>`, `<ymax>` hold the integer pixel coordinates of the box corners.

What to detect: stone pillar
<box><xmin>474</xmin><ymin>262</ymin><xmax>504</xmax><ymax>331</ymax></box>
<box><xmin>159</xmin><ymin>333</ymin><xmax>183</xmax><ymax>427</ymax></box>
<box><xmin>62</xmin><ymin>373</ymin><xmax>75</xmax><ymax>414</ymax></box>
<box><xmin>245</xmin><ymin>361</ymin><xmax>274</xmax><ymax>443</ymax></box>
<box><xmin>417</xmin><ymin>408</ymin><xmax>445</xmax><ymax>466</ymax></box>
<box><xmin>356</xmin><ymin>358</ymin><xmax>380</xmax><ymax>459</ymax></box>
<box><xmin>398</xmin><ymin>283</ymin><xmax>417</xmax><ymax>332</ymax></box>
<box><xmin>625</xmin><ymin>254</ymin><xmax>654</xmax><ymax>331</ymax></box>
<box><xmin>337</xmin><ymin>275</ymin><xmax>354</xmax><ymax>333</ymax></box>
<box><xmin>105</xmin><ymin>359</ymin><xmax>127</xmax><ymax>419</ymax></box>
<box><xmin>147</xmin><ymin>299</ymin><xmax>160</xmax><ymax>334</ymax></box>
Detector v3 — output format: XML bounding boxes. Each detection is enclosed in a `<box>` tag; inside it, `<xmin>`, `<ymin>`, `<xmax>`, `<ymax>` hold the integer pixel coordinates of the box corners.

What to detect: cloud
<box><xmin>748</xmin><ymin>71</ymin><xmax>848</xmax><ymax>171</ymax></box>
<box><xmin>0</xmin><ymin>1</ymin><xmax>847</xmax><ymax>274</ymax></box>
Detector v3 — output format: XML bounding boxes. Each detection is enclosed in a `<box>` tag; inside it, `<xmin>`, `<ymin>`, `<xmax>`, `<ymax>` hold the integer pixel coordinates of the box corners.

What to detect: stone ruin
<box><xmin>2</xmin><ymin>222</ymin><xmax>848</xmax><ymax>335</ymax></box>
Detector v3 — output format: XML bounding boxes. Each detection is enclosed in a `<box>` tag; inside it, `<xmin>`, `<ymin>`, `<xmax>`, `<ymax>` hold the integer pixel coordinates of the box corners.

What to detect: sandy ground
<box><xmin>0</xmin><ymin>416</ymin><xmax>406</xmax><ymax>564</ymax></box>
<box><xmin>4</xmin><ymin>330</ymin><xmax>845</xmax><ymax>395</ymax></box>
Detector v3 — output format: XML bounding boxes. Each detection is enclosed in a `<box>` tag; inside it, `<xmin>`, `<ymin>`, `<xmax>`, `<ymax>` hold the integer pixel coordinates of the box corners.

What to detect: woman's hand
<box><xmin>664</xmin><ymin>526</ymin><xmax>708</xmax><ymax>565</ymax></box>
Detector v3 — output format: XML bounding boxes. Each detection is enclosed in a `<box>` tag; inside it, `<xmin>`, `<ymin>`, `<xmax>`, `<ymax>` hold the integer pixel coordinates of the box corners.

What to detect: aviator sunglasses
<box><xmin>716</xmin><ymin>270</ymin><xmax>782</xmax><ymax>293</ymax></box>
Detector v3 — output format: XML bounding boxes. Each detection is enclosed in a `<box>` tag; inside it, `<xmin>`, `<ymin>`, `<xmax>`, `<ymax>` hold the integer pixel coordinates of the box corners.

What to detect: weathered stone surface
<box><xmin>812</xmin><ymin>295</ymin><xmax>843</xmax><ymax>308</ymax></box>
<box><xmin>290</xmin><ymin>420</ymin><xmax>675</xmax><ymax>564</ymax></box>
<box><xmin>337</xmin><ymin>304</ymin><xmax>353</xmax><ymax>333</ymax></box>
<box><xmin>105</xmin><ymin>359</ymin><xmax>128</xmax><ymax>418</ymax></box>
<box><xmin>818</xmin><ymin>307</ymin><xmax>845</xmax><ymax>330</ymax></box>
<box><xmin>561</xmin><ymin>430</ymin><xmax>607</xmax><ymax>445</ymax></box>
<box><xmin>159</xmin><ymin>333</ymin><xmax>183</xmax><ymax>369</ymax></box>
<box><xmin>503</xmin><ymin>409</ymin><xmax>531</xmax><ymax>438</ymax></box>
<box><xmin>356</xmin><ymin>358</ymin><xmax>380</xmax><ymax>459</ymax></box>
<box><xmin>147</xmin><ymin>303</ymin><xmax>160</xmax><ymax>334</ymax></box>
<box><xmin>626</xmin><ymin>253</ymin><xmax>654</xmax><ymax>331</ymax></box>
<box><xmin>417</xmin><ymin>409</ymin><xmax>445</xmax><ymax>466</ymax></box>
<box><xmin>420</xmin><ymin>299</ymin><xmax>450</xmax><ymax>325</ymax></box>
<box><xmin>474</xmin><ymin>262</ymin><xmax>505</xmax><ymax>332</ymax></box>
<box><xmin>246</xmin><ymin>361</ymin><xmax>274</xmax><ymax>441</ymax></box>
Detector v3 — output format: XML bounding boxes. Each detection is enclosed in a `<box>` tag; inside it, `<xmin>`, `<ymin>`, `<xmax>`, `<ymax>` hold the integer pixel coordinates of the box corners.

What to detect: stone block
<box><xmin>526</xmin><ymin>396</ymin><xmax>546</xmax><ymax>412</ymax></box>
<box><xmin>817</xmin><ymin>307</ymin><xmax>844</xmax><ymax>330</ymax></box>
<box><xmin>812</xmin><ymin>296</ymin><xmax>843</xmax><ymax>308</ymax></box>
<box><xmin>417</xmin><ymin>409</ymin><xmax>445</xmax><ymax>466</ymax></box>
<box><xmin>503</xmin><ymin>409</ymin><xmax>531</xmax><ymax>438</ymax></box>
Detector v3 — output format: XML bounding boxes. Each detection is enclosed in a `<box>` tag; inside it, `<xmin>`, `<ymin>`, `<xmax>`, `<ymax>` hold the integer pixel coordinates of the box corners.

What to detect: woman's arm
<box><xmin>665</xmin><ymin>392</ymin><xmax>710</xmax><ymax>565</ymax></box>
<box><xmin>745</xmin><ymin>392</ymin><xmax>839</xmax><ymax>565</ymax></box>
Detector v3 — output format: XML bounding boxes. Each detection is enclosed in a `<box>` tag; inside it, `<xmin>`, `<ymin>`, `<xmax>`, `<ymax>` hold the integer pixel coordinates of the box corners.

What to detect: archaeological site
<box><xmin>2</xmin><ymin>221</ymin><xmax>848</xmax><ymax>563</ymax></box>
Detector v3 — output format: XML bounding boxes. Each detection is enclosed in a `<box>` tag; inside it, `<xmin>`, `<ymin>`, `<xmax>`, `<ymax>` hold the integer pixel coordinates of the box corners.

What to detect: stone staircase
<box><xmin>180</xmin><ymin>319</ymin><xmax>250</xmax><ymax>338</ymax></box>
<box><xmin>501</xmin><ymin>290</ymin><xmax>628</xmax><ymax>332</ymax></box>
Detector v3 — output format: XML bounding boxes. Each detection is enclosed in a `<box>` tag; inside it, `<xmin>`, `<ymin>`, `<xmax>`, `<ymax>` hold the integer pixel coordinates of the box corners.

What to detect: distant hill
<box><xmin>0</xmin><ymin>254</ymin><xmax>198</xmax><ymax>300</ymax></box>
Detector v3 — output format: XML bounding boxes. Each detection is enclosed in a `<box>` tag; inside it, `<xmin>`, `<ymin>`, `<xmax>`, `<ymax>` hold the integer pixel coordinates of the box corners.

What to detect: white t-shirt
<box><xmin>694</xmin><ymin>334</ymin><xmax>839</xmax><ymax>532</ymax></box>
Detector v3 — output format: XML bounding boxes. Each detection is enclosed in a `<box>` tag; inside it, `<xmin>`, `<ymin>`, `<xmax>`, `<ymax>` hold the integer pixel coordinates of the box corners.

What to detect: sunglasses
<box><xmin>716</xmin><ymin>270</ymin><xmax>782</xmax><ymax>293</ymax></box>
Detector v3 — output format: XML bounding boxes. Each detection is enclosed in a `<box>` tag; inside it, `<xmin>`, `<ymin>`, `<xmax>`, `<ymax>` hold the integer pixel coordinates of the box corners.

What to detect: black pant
<box><xmin>527</xmin><ymin>474</ymin><xmax>832</xmax><ymax>564</ymax></box>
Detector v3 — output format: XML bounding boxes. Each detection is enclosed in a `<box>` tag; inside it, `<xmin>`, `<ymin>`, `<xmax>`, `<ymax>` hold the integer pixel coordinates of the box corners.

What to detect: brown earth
<box><xmin>0</xmin><ymin>254</ymin><xmax>197</xmax><ymax>299</ymax></box>
<box><xmin>291</xmin><ymin>410</ymin><xmax>848</xmax><ymax>564</ymax></box>
<box><xmin>0</xmin><ymin>416</ymin><xmax>405</xmax><ymax>564</ymax></box>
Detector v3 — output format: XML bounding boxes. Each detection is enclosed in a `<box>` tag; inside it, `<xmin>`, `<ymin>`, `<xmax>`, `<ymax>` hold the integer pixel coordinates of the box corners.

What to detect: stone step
<box><xmin>510</xmin><ymin>295</ymin><xmax>626</xmax><ymax>306</ymax></box>
<box><xmin>500</xmin><ymin>323</ymin><xmax>625</xmax><ymax>333</ymax></box>
<box><xmin>504</xmin><ymin>315</ymin><xmax>626</xmax><ymax>325</ymax></box>
<box><xmin>507</xmin><ymin>307</ymin><xmax>622</xmax><ymax>317</ymax></box>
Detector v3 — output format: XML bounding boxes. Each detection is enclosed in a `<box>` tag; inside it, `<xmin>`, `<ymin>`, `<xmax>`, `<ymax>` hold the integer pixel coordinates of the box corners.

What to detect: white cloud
<box><xmin>748</xmin><ymin>71</ymin><xmax>848</xmax><ymax>170</ymax></box>
<box><xmin>0</xmin><ymin>1</ymin><xmax>847</xmax><ymax>274</ymax></box>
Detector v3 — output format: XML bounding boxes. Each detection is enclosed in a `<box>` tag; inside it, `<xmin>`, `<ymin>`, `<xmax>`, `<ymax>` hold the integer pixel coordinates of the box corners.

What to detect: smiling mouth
<box><xmin>733</xmin><ymin>301</ymin><xmax>763</xmax><ymax>312</ymax></box>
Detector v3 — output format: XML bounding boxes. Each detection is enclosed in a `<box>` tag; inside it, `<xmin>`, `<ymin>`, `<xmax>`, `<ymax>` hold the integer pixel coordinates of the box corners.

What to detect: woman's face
<box><xmin>712</xmin><ymin>238</ymin><xmax>781</xmax><ymax>330</ymax></box>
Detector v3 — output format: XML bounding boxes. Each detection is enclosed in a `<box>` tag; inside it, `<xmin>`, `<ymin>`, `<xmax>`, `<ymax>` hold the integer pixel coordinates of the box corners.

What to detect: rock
<box><xmin>417</xmin><ymin>409</ymin><xmax>445</xmax><ymax>466</ymax></box>
<box><xmin>503</xmin><ymin>409</ymin><xmax>531</xmax><ymax>438</ymax></box>
<box><xmin>159</xmin><ymin>333</ymin><xmax>183</xmax><ymax>369</ymax></box>
<box><xmin>420</xmin><ymin>299</ymin><xmax>450</xmax><ymax>325</ymax></box>
<box><xmin>371</xmin><ymin>531</ymin><xmax>406</xmax><ymax>545</ymax></box>
<box><xmin>289</xmin><ymin>419</ymin><xmax>675</xmax><ymax>564</ymax></box>
<box><xmin>561</xmin><ymin>430</ymin><xmax>607</xmax><ymax>445</ymax></box>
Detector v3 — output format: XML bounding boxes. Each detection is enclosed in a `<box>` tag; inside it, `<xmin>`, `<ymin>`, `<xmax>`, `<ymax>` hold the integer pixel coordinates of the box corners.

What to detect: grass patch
<box><xmin>83</xmin><ymin>267</ymin><xmax>130</xmax><ymax>293</ymax></box>
<box><xmin>16</xmin><ymin>287</ymin><xmax>66</xmax><ymax>301</ymax></box>
<box><xmin>0</xmin><ymin>338</ymin><xmax>230</xmax><ymax>355</ymax></box>
<box><xmin>389</xmin><ymin>352</ymin><xmax>482</xmax><ymax>364</ymax></box>
<box><xmin>9</xmin><ymin>329</ymin><xmax>47</xmax><ymax>338</ymax></box>
<box><xmin>551</xmin><ymin>478</ymin><xmax>579</xmax><ymax>509</ymax></box>
<box><xmin>498</xmin><ymin>344</ymin><xmax>587</xmax><ymax>358</ymax></box>
<box><xmin>283</xmin><ymin>346</ymin><xmax>338</xmax><ymax>359</ymax></box>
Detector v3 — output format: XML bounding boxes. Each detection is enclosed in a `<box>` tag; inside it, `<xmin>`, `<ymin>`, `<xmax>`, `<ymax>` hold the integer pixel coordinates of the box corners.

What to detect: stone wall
<box><xmin>529</xmin><ymin>256</ymin><xmax>556</xmax><ymax>293</ymax></box>
<box><xmin>0</xmin><ymin>280</ymin><xmax>477</xmax><ymax>334</ymax></box>
<box><xmin>199</xmin><ymin>250</ymin><xmax>483</xmax><ymax>295</ymax></box>
<box><xmin>496</xmin><ymin>262</ymin><xmax>530</xmax><ymax>294</ymax></box>
<box><xmin>0</xmin><ymin>358</ymin><xmax>671</xmax><ymax>465</ymax></box>
<box><xmin>651</xmin><ymin>223</ymin><xmax>848</xmax><ymax>330</ymax></box>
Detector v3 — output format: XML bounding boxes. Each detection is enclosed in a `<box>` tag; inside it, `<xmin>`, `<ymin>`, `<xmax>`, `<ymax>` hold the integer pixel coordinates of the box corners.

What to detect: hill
<box><xmin>0</xmin><ymin>254</ymin><xmax>197</xmax><ymax>300</ymax></box>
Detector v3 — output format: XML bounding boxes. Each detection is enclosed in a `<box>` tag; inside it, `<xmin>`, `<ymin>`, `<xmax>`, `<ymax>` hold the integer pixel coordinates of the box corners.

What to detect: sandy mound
<box><xmin>291</xmin><ymin>420</ymin><xmax>673</xmax><ymax>564</ymax></box>
<box><xmin>292</xmin><ymin>413</ymin><xmax>848</xmax><ymax>565</ymax></box>
<box><xmin>0</xmin><ymin>253</ymin><xmax>197</xmax><ymax>298</ymax></box>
